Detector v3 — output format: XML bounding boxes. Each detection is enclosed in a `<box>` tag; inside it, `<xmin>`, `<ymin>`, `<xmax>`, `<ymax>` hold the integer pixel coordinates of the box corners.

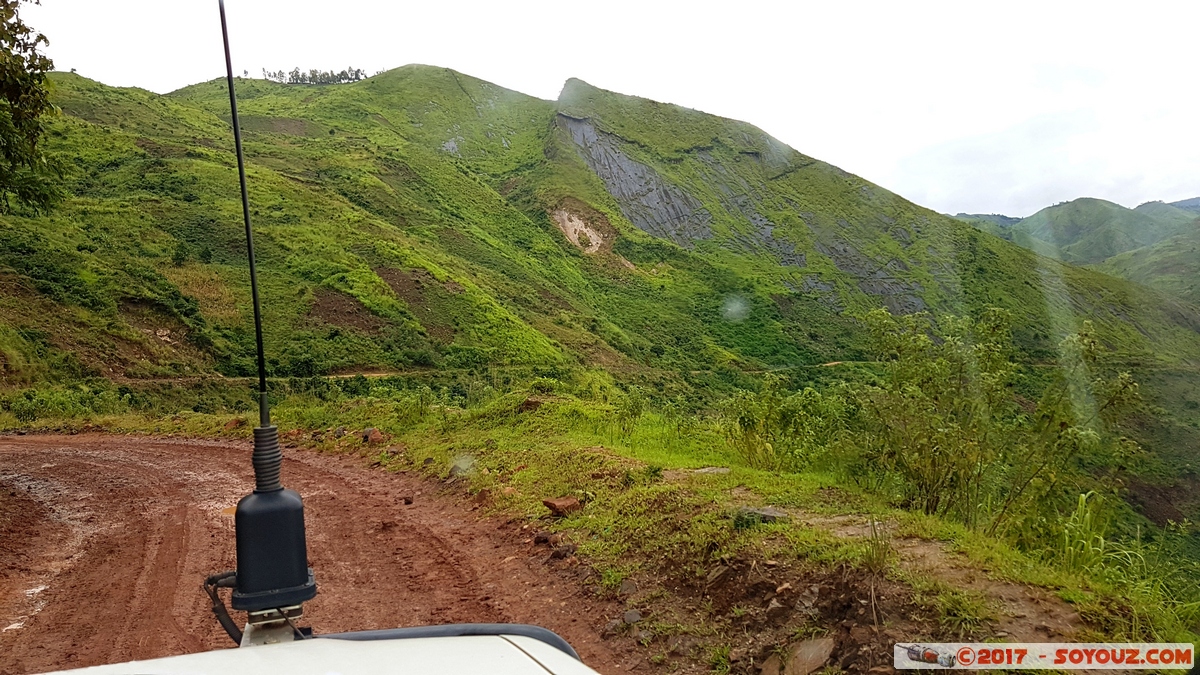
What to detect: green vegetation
<box><xmin>955</xmin><ymin>198</ymin><xmax>1200</xmax><ymax>269</ymax></box>
<box><xmin>0</xmin><ymin>0</ymin><xmax>63</xmax><ymax>212</ymax></box>
<box><xmin>4</xmin><ymin>314</ymin><xmax>1197</xmax><ymax>642</ymax></box>
<box><xmin>1010</xmin><ymin>198</ymin><xmax>1196</xmax><ymax>265</ymax></box>
<box><xmin>2</xmin><ymin>64</ymin><xmax>1200</xmax><ymax>649</ymax></box>
<box><xmin>261</xmin><ymin>67</ymin><xmax>369</xmax><ymax>85</ymax></box>
<box><xmin>956</xmin><ymin>199</ymin><xmax>1200</xmax><ymax>336</ymax></box>
<box><xmin>1097</xmin><ymin>228</ymin><xmax>1200</xmax><ymax>305</ymax></box>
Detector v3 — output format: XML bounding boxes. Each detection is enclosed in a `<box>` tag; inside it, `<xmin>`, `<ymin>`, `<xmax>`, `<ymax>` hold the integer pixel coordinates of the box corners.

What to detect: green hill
<box><xmin>951</xmin><ymin>213</ymin><xmax>1020</xmax><ymax>240</ymax></box>
<box><xmin>1</xmin><ymin>68</ymin><xmax>1199</xmax><ymax>455</ymax></box>
<box><xmin>1008</xmin><ymin>197</ymin><xmax>1196</xmax><ymax>264</ymax></box>
<box><xmin>1171</xmin><ymin>196</ymin><xmax>1200</xmax><ymax>214</ymax></box>
<box><xmin>953</xmin><ymin>212</ymin><xmax>1020</xmax><ymax>229</ymax></box>
<box><xmin>956</xmin><ymin>200</ymin><xmax>1200</xmax><ymax>307</ymax></box>
<box><xmin>1096</xmin><ymin>226</ymin><xmax>1200</xmax><ymax>305</ymax></box>
<box><xmin>6</xmin><ymin>67</ymin><xmax>1200</xmax><ymax>646</ymax></box>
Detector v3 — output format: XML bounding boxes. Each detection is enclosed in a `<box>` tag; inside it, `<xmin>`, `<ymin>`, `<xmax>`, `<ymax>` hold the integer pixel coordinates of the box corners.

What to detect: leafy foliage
<box><xmin>0</xmin><ymin>0</ymin><xmax>62</xmax><ymax>212</ymax></box>
<box><xmin>723</xmin><ymin>308</ymin><xmax>1146</xmax><ymax>540</ymax></box>
<box><xmin>848</xmin><ymin>308</ymin><xmax>1022</xmax><ymax>523</ymax></box>
<box><xmin>719</xmin><ymin>375</ymin><xmax>847</xmax><ymax>471</ymax></box>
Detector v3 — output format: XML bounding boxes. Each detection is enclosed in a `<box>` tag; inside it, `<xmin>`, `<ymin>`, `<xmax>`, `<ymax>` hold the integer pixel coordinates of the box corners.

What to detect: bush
<box><xmin>716</xmin><ymin>307</ymin><xmax>1147</xmax><ymax>553</ymax></box>
<box><xmin>834</xmin><ymin>309</ymin><xmax>1140</xmax><ymax>535</ymax></box>
<box><xmin>719</xmin><ymin>375</ymin><xmax>847</xmax><ymax>471</ymax></box>
<box><xmin>613</xmin><ymin>386</ymin><xmax>647</xmax><ymax>438</ymax></box>
<box><xmin>528</xmin><ymin>377</ymin><xmax>559</xmax><ymax>395</ymax></box>
<box><xmin>3</xmin><ymin>385</ymin><xmax>130</xmax><ymax>421</ymax></box>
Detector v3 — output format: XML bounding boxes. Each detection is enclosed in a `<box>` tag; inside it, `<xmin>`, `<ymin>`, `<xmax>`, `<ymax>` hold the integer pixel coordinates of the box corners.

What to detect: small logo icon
<box><xmin>902</xmin><ymin>644</ymin><xmax>957</xmax><ymax>668</ymax></box>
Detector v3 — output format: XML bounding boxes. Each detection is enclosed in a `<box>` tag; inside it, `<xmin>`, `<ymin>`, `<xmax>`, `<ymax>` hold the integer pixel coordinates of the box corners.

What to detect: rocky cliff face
<box><xmin>557</xmin><ymin>96</ymin><xmax>926</xmax><ymax>317</ymax></box>
<box><xmin>559</xmin><ymin>114</ymin><xmax>713</xmax><ymax>247</ymax></box>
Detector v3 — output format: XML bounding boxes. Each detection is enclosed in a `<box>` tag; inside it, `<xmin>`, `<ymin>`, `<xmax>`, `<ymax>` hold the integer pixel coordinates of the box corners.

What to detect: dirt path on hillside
<box><xmin>0</xmin><ymin>434</ymin><xmax>639</xmax><ymax>675</ymax></box>
<box><xmin>792</xmin><ymin>512</ymin><xmax>1082</xmax><ymax>642</ymax></box>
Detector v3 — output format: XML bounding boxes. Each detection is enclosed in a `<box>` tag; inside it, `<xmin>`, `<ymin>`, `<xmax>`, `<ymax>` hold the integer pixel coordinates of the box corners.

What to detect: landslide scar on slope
<box><xmin>550</xmin><ymin>198</ymin><xmax>616</xmax><ymax>255</ymax></box>
<box><xmin>552</xmin><ymin>210</ymin><xmax>603</xmax><ymax>253</ymax></box>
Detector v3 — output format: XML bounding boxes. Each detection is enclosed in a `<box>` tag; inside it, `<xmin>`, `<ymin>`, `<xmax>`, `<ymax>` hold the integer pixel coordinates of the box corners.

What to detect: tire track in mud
<box><xmin>0</xmin><ymin>435</ymin><xmax>637</xmax><ymax>674</ymax></box>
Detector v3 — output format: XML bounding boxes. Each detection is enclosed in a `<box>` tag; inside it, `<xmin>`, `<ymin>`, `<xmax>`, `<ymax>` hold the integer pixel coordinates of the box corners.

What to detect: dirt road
<box><xmin>0</xmin><ymin>434</ymin><xmax>638</xmax><ymax>674</ymax></box>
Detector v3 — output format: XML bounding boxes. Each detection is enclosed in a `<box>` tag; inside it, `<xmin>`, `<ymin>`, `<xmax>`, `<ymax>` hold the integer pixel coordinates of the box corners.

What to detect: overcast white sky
<box><xmin>26</xmin><ymin>0</ymin><xmax>1200</xmax><ymax>217</ymax></box>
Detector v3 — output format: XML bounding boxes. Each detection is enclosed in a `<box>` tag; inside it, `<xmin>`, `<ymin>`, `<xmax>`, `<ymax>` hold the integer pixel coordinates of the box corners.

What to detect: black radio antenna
<box><xmin>214</xmin><ymin>0</ymin><xmax>316</xmax><ymax>637</ymax></box>
<box><xmin>220</xmin><ymin>0</ymin><xmax>269</xmax><ymax>429</ymax></box>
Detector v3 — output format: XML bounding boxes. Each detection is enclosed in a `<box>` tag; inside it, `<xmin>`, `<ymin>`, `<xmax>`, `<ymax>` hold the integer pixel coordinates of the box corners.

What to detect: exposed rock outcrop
<box><xmin>559</xmin><ymin>114</ymin><xmax>712</xmax><ymax>247</ymax></box>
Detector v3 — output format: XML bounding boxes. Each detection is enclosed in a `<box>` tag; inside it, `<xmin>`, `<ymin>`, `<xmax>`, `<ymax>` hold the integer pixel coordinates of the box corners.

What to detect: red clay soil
<box><xmin>0</xmin><ymin>434</ymin><xmax>641</xmax><ymax>675</ymax></box>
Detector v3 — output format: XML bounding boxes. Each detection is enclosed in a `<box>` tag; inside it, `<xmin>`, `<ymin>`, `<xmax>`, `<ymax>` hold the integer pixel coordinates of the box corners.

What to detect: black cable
<box><xmin>218</xmin><ymin>0</ymin><xmax>270</xmax><ymax>429</ymax></box>
<box><xmin>280</xmin><ymin>609</ymin><xmax>308</xmax><ymax>640</ymax></box>
<box><xmin>203</xmin><ymin>572</ymin><xmax>243</xmax><ymax>645</ymax></box>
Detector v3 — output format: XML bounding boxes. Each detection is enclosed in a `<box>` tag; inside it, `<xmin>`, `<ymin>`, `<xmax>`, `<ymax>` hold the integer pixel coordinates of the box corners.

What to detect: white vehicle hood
<box><xmin>43</xmin><ymin>635</ymin><xmax>601</xmax><ymax>675</ymax></box>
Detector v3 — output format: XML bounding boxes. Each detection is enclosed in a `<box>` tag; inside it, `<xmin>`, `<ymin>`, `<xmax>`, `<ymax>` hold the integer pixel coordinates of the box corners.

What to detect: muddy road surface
<box><xmin>0</xmin><ymin>435</ymin><xmax>638</xmax><ymax>674</ymax></box>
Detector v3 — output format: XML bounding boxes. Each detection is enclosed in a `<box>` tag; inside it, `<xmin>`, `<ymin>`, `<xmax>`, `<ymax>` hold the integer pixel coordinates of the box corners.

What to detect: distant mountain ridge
<box><xmin>1097</xmin><ymin>229</ymin><xmax>1200</xmax><ymax>305</ymax></box>
<box><xmin>953</xmin><ymin>213</ymin><xmax>1021</xmax><ymax>229</ymax></box>
<box><xmin>1016</xmin><ymin>198</ymin><xmax>1196</xmax><ymax>264</ymax></box>
<box><xmin>954</xmin><ymin>196</ymin><xmax>1200</xmax><ymax>307</ymax></box>
<box><xmin>1171</xmin><ymin>196</ymin><xmax>1200</xmax><ymax>214</ymax></box>
<box><xmin>955</xmin><ymin>197</ymin><xmax>1198</xmax><ymax>258</ymax></box>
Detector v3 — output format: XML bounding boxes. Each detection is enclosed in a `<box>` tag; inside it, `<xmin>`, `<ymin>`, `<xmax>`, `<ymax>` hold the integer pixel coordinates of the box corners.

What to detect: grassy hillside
<box><xmin>0</xmin><ymin>69</ymin><xmax>1197</xmax><ymax>439</ymax></box>
<box><xmin>4</xmin><ymin>68</ymin><xmax>1200</xmax><ymax>647</ymax></box>
<box><xmin>956</xmin><ymin>200</ymin><xmax>1200</xmax><ymax>316</ymax></box>
<box><xmin>0</xmin><ymin>73</ymin><xmax>1173</xmax><ymax>377</ymax></box>
<box><xmin>1172</xmin><ymin>197</ymin><xmax>1200</xmax><ymax>214</ymax></box>
<box><xmin>952</xmin><ymin>212</ymin><xmax>1020</xmax><ymax>238</ymax></box>
<box><xmin>1010</xmin><ymin>197</ymin><xmax>1196</xmax><ymax>264</ymax></box>
<box><xmin>1097</xmin><ymin>228</ymin><xmax>1200</xmax><ymax>305</ymax></box>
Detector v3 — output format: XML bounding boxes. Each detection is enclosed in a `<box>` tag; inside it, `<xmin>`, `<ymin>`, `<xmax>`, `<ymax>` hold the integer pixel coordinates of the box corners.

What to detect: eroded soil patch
<box><xmin>551</xmin><ymin>198</ymin><xmax>617</xmax><ymax>254</ymax></box>
<box><xmin>308</xmin><ymin>287</ymin><xmax>387</xmax><ymax>334</ymax></box>
<box><xmin>374</xmin><ymin>267</ymin><xmax>457</xmax><ymax>343</ymax></box>
<box><xmin>794</xmin><ymin>511</ymin><xmax>1083</xmax><ymax>642</ymax></box>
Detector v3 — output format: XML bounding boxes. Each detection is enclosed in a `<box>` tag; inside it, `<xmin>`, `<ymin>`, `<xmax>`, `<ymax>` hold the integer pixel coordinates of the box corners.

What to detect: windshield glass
<box><xmin>1</xmin><ymin>2</ymin><xmax>1197</xmax><ymax>672</ymax></box>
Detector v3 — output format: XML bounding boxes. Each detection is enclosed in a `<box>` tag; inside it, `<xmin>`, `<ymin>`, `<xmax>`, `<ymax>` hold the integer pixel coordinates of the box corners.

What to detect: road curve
<box><xmin>0</xmin><ymin>434</ymin><xmax>636</xmax><ymax>674</ymax></box>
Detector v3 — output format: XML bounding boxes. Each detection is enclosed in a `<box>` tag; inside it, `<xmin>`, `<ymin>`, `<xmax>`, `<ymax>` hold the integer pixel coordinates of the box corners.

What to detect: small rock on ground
<box><xmin>602</xmin><ymin>619</ymin><xmax>623</xmax><ymax>637</ymax></box>
<box><xmin>706</xmin><ymin>565</ymin><xmax>730</xmax><ymax>585</ymax></box>
<box><xmin>667</xmin><ymin>635</ymin><xmax>696</xmax><ymax>656</ymax></box>
<box><xmin>622</xmin><ymin>609</ymin><xmax>642</xmax><ymax>624</ymax></box>
<box><xmin>542</xmin><ymin>496</ymin><xmax>581</xmax><ymax>517</ymax></box>
<box><xmin>765</xmin><ymin>598</ymin><xmax>789</xmax><ymax>623</ymax></box>
<box><xmin>735</xmin><ymin>506</ymin><xmax>790</xmax><ymax>525</ymax></box>
<box><xmin>549</xmin><ymin>543</ymin><xmax>577</xmax><ymax>559</ymax></box>
<box><xmin>784</xmin><ymin>637</ymin><xmax>835</xmax><ymax>675</ymax></box>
